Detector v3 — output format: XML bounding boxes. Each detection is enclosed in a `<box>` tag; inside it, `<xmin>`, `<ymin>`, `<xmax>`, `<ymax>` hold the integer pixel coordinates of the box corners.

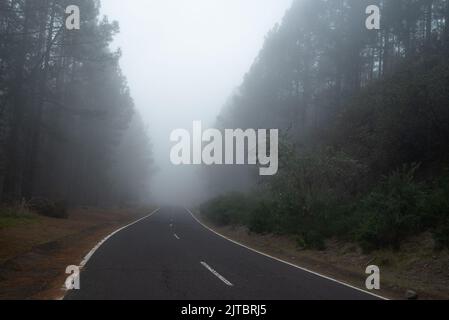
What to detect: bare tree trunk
<box><xmin>445</xmin><ymin>0</ymin><xmax>449</xmax><ymax>51</ymax></box>
<box><xmin>23</xmin><ymin>0</ymin><xmax>57</xmax><ymax>199</ymax></box>
<box><xmin>425</xmin><ymin>0</ymin><xmax>434</xmax><ymax>50</ymax></box>
<box><xmin>3</xmin><ymin>0</ymin><xmax>31</xmax><ymax>202</ymax></box>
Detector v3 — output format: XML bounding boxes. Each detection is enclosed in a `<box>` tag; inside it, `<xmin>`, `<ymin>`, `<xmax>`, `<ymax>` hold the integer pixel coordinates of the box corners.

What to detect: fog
<box><xmin>100</xmin><ymin>0</ymin><xmax>293</xmax><ymax>205</ymax></box>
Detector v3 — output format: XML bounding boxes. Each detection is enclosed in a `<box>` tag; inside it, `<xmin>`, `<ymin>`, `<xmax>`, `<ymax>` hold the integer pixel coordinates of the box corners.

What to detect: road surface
<box><xmin>66</xmin><ymin>207</ymin><xmax>381</xmax><ymax>300</ymax></box>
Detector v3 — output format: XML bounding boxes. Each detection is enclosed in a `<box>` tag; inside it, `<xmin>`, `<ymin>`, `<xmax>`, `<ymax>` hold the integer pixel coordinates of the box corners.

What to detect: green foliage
<box><xmin>200</xmin><ymin>193</ymin><xmax>252</xmax><ymax>226</ymax></box>
<box><xmin>206</xmin><ymin>56</ymin><xmax>449</xmax><ymax>252</ymax></box>
<box><xmin>336</xmin><ymin>58</ymin><xmax>449</xmax><ymax>175</ymax></box>
<box><xmin>425</xmin><ymin>170</ymin><xmax>449</xmax><ymax>249</ymax></box>
<box><xmin>28</xmin><ymin>198</ymin><xmax>68</xmax><ymax>219</ymax></box>
<box><xmin>247</xmin><ymin>199</ymin><xmax>278</xmax><ymax>234</ymax></box>
<box><xmin>432</xmin><ymin>224</ymin><xmax>449</xmax><ymax>250</ymax></box>
<box><xmin>202</xmin><ymin>165</ymin><xmax>449</xmax><ymax>251</ymax></box>
<box><xmin>0</xmin><ymin>205</ymin><xmax>37</xmax><ymax>229</ymax></box>
<box><xmin>354</xmin><ymin>164</ymin><xmax>426</xmax><ymax>251</ymax></box>
<box><xmin>202</xmin><ymin>0</ymin><xmax>449</xmax><ymax>253</ymax></box>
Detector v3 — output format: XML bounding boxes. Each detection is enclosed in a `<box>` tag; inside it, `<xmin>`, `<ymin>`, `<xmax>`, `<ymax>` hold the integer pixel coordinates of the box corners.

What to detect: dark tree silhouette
<box><xmin>0</xmin><ymin>0</ymin><xmax>154</xmax><ymax>206</ymax></box>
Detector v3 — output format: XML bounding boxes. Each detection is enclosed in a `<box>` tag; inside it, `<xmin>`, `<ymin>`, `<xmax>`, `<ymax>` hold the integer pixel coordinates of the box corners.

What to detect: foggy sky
<box><xmin>100</xmin><ymin>0</ymin><xmax>293</xmax><ymax>204</ymax></box>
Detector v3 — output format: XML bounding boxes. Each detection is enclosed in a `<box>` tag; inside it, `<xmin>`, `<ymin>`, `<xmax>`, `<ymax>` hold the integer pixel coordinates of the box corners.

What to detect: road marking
<box><xmin>80</xmin><ymin>208</ymin><xmax>160</xmax><ymax>268</ymax></box>
<box><xmin>200</xmin><ymin>261</ymin><xmax>233</xmax><ymax>287</ymax></box>
<box><xmin>186</xmin><ymin>208</ymin><xmax>388</xmax><ymax>300</ymax></box>
<box><xmin>60</xmin><ymin>208</ymin><xmax>161</xmax><ymax>299</ymax></box>
<box><xmin>174</xmin><ymin>233</ymin><xmax>180</xmax><ymax>240</ymax></box>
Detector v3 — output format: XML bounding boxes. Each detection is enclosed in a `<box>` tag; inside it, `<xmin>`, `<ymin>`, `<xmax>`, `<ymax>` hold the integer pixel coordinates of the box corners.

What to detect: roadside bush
<box><xmin>354</xmin><ymin>164</ymin><xmax>426</xmax><ymax>251</ymax></box>
<box><xmin>433</xmin><ymin>222</ymin><xmax>449</xmax><ymax>250</ymax></box>
<box><xmin>425</xmin><ymin>170</ymin><xmax>449</xmax><ymax>249</ymax></box>
<box><xmin>262</xmin><ymin>143</ymin><xmax>367</xmax><ymax>248</ymax></box>
<box><xmin>200</xmin><ymin>164</ymin><xmax>449</xmax><ymax>252</ymax></box>
<box><xmin>0</xmin><ymin>203</ymin><xmax>37</xmax><ymax>229</ymax></box>
<box><xmin>247</xmin><ymin>199</ymin><xmax>278</xmax><ymax>234</ymax></box>
<box><xmin>302</xmin><ymin>230</ymin><xmax>326</xmax><ymax>251</ymax></box>
<box><xmin>0</xmin><ymin>203</ymin><xmax>34</xmax><ymax>218</ymax></box>
<box><xmin>200</xmin><ymin>193</ymin><xmax>251</xmax><ymax>226</ymax></box>
<box><xmin>27</xmin><ymin>198</ymin><xmax>68</xmax><ymax>219</ymax></box>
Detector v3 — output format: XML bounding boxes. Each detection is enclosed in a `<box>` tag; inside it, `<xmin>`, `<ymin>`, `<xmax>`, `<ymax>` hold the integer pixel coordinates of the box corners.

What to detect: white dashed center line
<box><xmin>200</xmin><ymin>261</ymin><xmax>233</xmax><ymax>286</ymax></box>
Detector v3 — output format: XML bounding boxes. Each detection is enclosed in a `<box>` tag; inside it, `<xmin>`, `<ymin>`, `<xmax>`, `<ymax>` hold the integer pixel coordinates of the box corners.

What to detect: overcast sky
<box><xmin>100</xmin><ymin>0</ymin><xmax>293</xmax><ymax>204</ymax></box>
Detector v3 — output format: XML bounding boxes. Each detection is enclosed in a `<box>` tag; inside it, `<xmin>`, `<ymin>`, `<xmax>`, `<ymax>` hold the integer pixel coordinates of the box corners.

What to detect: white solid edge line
<box><xmin>60</xmin><ymin>208</ymin><xmax>160</xmax><ymax>298</ymax></box>
<box><xmin>200</xmin><ymin>261</ymin><xmax>234</xmax><ymax>287</ymax></box>
<box><xmin>80</xmin><ymin>208</ymin><xmax>160</xmax><ymax>267</ymax></box>
<box><xmin>186</xmin><ymin>208</ymin><xmax>388</xmax><ymax>300</ymax></box>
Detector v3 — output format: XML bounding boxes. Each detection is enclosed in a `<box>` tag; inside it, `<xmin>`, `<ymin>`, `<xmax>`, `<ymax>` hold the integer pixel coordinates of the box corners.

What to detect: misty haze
<box><xmin>101</xmin><ymin>0</ymin><xmax>292</xmax><ymax>205</ymax></box>
<box><xmin>1</xmin><ymin>0</ymin><xmax>449</xmax><ymax>303</ymax></box>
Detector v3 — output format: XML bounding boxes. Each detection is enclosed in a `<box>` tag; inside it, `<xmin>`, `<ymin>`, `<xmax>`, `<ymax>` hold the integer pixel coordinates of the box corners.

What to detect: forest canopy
<box><xmin>201</xmin><ymin>0</ymin><xmax>449</xmax><ymax>251</ymax></box>
<box><xmin>0</xmin><ymin>0</ymin><xmax>154</xmax><ymax>206</ymax></box>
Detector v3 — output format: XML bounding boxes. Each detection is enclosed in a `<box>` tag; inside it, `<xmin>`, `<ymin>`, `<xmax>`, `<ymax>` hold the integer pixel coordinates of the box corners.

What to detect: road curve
<box><xmin>65</xmin><ymin>207</ymin><xmax>381</xmax><ymax>300</ymax></box>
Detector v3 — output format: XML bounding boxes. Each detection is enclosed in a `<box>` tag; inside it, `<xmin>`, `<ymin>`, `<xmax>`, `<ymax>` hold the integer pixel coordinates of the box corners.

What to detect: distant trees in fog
<box><xmin>202</xmin><ymin>0</ymin><xmax>449</xmax><ymax>250</ymax></box>
<box><xmin>206</xmin><ymin>0</ymin><xmax>449</xmax><ymax>195</ymax></box>
<box><xmin>0</xmin><ymin>0</ymin><xmax>154</xmax><ymax>206</ymax></box>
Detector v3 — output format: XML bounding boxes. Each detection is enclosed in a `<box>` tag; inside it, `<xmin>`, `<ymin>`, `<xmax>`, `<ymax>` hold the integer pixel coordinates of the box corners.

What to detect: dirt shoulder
<box><xmin>194</xmin><ymin>212</ymin><xmax>449</xmax><ymax>300</ymax></box>
<box><xmin>0</xmin><ymin>206</ymin><xmax>154</xmax><ymax>300</ymax></box>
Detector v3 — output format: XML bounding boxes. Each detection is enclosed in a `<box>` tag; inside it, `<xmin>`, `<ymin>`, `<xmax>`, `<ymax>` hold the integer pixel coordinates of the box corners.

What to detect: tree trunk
<box><xmin>425</xmin><ymin>0</ymin><xmax>433</xmax><ymax>50</ymax></box>
<box><xmin>445</xmin><ymin>0</ymin><xmax>449</xmax><ymax>51</ymax></box>
<box><xmin>22</xmin><ymin>0</ymin><xmax>57</xmax><ymax>199</ymax></box>
<box><xmin>3</xmin><ymin>0</ymin><xmax>31</xmax><ymax>202</ymax></box>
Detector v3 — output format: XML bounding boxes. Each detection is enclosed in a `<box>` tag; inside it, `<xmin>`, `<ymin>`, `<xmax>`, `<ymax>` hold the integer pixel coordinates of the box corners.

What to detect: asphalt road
<box><xmin>66</xmin><ymin>207</ymin><xmax>381</xmax><ymax>300</ymax></box>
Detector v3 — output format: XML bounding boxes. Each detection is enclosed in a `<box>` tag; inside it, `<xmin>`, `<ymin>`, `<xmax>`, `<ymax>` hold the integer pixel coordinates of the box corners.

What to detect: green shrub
<box><xmin>28</xmin><ymin>198</ymin><xmax>68</xmax><ymax>219</ymax></box>
<box><xmin>355</xmin><ymin>164</ymin><xmax>425</xmax><ymax>251</ymax></box>
<box><xmin>200</xmin><ymin>193</ymin><xmax>251</xmax><ymax>226</ymax></box>
<box><xmin>433</xmin><ymin>222</ymin><xmax>449</xmax><ymax>250</ymax></box>
<box><xmin>247</xmin><ymin>200</ymin><xmax>277</xmax><ymax>234</ymax></box>
<box><xmin>0</xmin><ymin>204</ymin><xmax>37</xmax><ymax>229</ymax></box>
<box><xmin>201</xmin><ymin>164</ymin><xmax>449</xmax><ymax>252</ymax></box>
<box><xmin>295</xmin><ymin>235</ymin><xmax>307</xmax><ymax>249</ymax></box>
<box><xmin>302</xmin><ymin>230</ymin><xmax>326</xmax><ymax>251</ymax></box>
<box><xmin>425</xmin><ymin>170</ymin><xmax>449</xmax><ymax>249</ymax></box>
